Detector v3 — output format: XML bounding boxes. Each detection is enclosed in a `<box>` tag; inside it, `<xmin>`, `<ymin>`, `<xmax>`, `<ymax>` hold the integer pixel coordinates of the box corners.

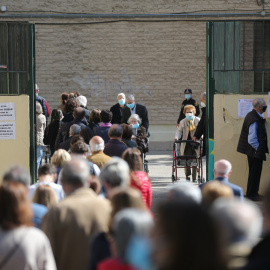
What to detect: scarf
<box><xmin>187</xmin><ymin>119</ymin><xmax>195</xmax><ymax>131</ymax></box>
<box><xmin>99</xmin><ymin>122</ymin><xmax>112</xmax><ymax>127</ymax></box>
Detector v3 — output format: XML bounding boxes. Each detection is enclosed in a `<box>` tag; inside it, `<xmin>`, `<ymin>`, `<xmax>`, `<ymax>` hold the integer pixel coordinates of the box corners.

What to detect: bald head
<box><xmin>214</xmin><ymin>159</ymin><xmax>232</xmax><ymax>178</ymax></box>
<box><xmin>108</xmin><ymin>124</ymin><xmax>123</xmax><ymax>139</ymax></box>
<box><xmin>90</xmin><ymin>136</ymin><xmax>105</xmax><ymax>152</ymax></box>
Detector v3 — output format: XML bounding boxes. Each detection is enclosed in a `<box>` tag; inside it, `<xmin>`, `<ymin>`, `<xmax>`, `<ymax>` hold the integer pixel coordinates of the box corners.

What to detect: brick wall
<box><xmin>1</xmin><ymin>0</ymin><xmax>269</xmax><ymax>125</ymax></box>
<box><xmin>34</xmin><ymin>21</ymin><xmax>206</xmax><ymax>124</ymax></box>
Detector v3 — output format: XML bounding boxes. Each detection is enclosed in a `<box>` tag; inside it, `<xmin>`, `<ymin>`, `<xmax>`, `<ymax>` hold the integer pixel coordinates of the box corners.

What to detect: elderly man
<box><xmin>110</xmin><ymin>93</ymin><xmax>126</xmax><ymax>124</ymax></box>
<box><xmin>200</xmin><ymin>159</ymin><xmax>243</xmax><ymax>199</ymax></box>
<box><xmin>42</xmin><ymin>158</ymin><xmax>111</xmax><ymax>270</ymax></box>
<box><xmin>55</xmin><ymin>107</ymin><xmax>86</xmax><ymax>150</ymax></box>
<box><xmin>87</xmin><ymin>136</ymin><xmax>111</xmax><ymax>169</ymax></box>
<box><xmin>103</xmin><ymin>124</ymin><xmax>128</xmax><ymax>157</ymax></box>
<box><xmin>99</xmin><ymin>157</ymin><xmax>130</xmax><ymax>197</ymax></box>
<box><xmin>237</xmin><ymin>98</ymin><xmax>268</xmax><ymax>201</ymax></box>
<box><xmin>59</xmin><ymin>124</ymin><xmax>81</xmax><ymax>151</ymax></box>
<box><xmin>121</xmin><ymin>94</ymin><xmax>149</xmax><ymax>133</ymax></box>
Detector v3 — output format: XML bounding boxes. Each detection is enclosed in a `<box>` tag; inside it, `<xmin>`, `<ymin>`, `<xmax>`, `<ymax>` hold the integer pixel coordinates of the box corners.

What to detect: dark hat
<box><xmin>184</xmin><ymin>89</ymin><xmax>192</xmax><ymax>94</ymax></box>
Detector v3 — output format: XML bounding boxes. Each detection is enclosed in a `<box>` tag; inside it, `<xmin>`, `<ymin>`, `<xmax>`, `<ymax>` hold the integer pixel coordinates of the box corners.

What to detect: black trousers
<box><xmin>247</xmin><ymin>156</ymin><xmax>263</xmax><ymax>197</ymax></box>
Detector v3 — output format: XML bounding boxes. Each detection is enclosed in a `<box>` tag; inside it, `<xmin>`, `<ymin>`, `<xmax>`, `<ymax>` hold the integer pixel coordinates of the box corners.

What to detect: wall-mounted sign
<box><xmin>0</xmin><ymin>102</ymin><xmax>15</xmax><ymax>121</ymax></box>
<box><xmin>0</xmin><ymin>122</ymin><xmax>16</xmax><ymax>140</ymax></box>
<box><xmin>238</xmin><ymin>99</ymin><xmax>253</xmax><ymax>118</ymax></box>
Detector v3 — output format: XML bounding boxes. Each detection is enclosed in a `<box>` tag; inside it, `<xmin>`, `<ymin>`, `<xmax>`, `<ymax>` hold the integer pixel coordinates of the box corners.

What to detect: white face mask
<box><xmin>201</xmin><ymin>102</ymin><xmax>206</xmax><ymax>107</ymax></box>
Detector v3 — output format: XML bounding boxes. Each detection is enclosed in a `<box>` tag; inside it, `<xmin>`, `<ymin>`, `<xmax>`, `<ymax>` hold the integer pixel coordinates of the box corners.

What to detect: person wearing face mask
<box><xmin>176</xmin><ymin>89</ymin><xmax>200</xmax><ymax>128</ymax></box>
<box><xmin>110</xmin><ymin>93</ymin><xmax>126</xmax><ymax>124</ymax></box>
<box><xmin>192</xmin><ymin>92</ymin><xmax>207</xmax><ymax>157</ymax></box>
<box><xmin>237</xmin><ymin>98</ymin><xmax>269</xmax><ymax>201</ymax></box>
<box><xmin>121</xmin><ymin>94</ymin><xmax>149</xmax><ymax>134</ymax></box>
<box><xmin>175</xmin><ymin>105</ymin><xmax>200</xmax><ymax>181</ymax></box>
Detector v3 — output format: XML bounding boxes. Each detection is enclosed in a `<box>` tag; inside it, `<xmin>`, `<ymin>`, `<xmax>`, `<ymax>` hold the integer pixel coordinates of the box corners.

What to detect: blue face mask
<box><xmin>185</xmin><ymin>94</ymin><xmax>191</xmax><ymax>100</ymax></box>
<box><xmin>127</xmin><ymin>103</ymin><xmax>135</xmax><ymax>109</ymax></box>
<box><xmin>132</xmin><ymin>123</ymin><xmax>140</xmax><ymax>129</ymax></box>
<box><xmin>186</xmin><ymin>112</ymin><xmax>194</xmax><ymax>121</ymax></box>
<box><xmin>126</xmin><ymin>236</ymin><xmax>154</xmax><ymax>270</ymax></box>
<box><xmin>118</xmin><ymin>99</ymin><xmax>125</xmax><ymax>106</ymax></box>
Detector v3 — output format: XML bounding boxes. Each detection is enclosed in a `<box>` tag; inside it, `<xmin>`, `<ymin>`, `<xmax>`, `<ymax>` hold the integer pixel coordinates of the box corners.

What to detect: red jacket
<box><xmin>130</xmin><ymin>171</ymin><xmax>152</xmax><ymax>209</ymax></box>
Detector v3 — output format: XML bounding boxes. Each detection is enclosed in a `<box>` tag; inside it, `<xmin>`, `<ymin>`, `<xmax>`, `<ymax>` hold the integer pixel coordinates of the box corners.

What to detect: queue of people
<box><xmin>1</xmin><ymin>88</ymin><xmax>268</xmax><ymax>270</ymax></box>
<box><xmin>1</xmin><ymin>155</ymin><xmax>270</xmax><ymax>270</ymax></box>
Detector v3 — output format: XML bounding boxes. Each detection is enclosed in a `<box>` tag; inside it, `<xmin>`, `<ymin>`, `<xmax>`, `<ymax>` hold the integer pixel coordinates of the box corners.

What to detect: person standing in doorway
<box><xmin>176</xmin><ymin>89</ymin><xmax>200</xmax><ymax>128</ymax></box>
<box><xmin>237</xmin><ymin>98</ymin><xmax>268</xmax><ymax>201</ymax></box>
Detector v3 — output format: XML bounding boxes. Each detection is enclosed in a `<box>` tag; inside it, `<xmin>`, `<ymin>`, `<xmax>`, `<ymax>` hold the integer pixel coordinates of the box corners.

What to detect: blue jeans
<box><xmin>37</xmin><ymin>146</ymin><xmax>43</xmax><ymax>171</ymax></box>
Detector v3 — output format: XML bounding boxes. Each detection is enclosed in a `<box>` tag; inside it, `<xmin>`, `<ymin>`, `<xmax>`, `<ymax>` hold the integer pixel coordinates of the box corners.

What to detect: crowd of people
<box><xmin>0</xmin><ymin>88</ymin><xmax>269</xmax><ymax>270</ymax></box>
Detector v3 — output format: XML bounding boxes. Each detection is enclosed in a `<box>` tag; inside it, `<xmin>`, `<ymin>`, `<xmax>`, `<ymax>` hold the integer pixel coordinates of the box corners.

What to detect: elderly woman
<box><xmin>127</xmin><ymin>113</ymin><xmax>141</xmax><ymax>136</ymax></box>
<box><xmin>36</xmin><ymin>102</ymin><xmax>46</xmax><ymax>171</ymax></box>
<box><xmin>174</xmin><ymin>105</ymin><xmax>200</xmax><ymax>182</ymax></box>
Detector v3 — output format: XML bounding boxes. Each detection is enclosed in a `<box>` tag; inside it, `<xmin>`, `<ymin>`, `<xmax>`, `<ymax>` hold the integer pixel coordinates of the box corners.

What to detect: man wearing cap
<box><xmin>176</xmin><ymin>89</ymin><xmax>200</xmax><ymax>128</ymax></box>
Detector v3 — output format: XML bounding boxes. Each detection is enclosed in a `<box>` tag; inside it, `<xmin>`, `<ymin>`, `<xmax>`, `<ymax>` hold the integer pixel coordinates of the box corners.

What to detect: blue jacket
<box><xmin>200</xmin><ymin>177</ymin><xmax>244</xmax><ymax>200</ymax></box>
<box><xmin>104</xmin><ymin>139</ymin><xmax>128</xmax><ymax>158</ymax></box>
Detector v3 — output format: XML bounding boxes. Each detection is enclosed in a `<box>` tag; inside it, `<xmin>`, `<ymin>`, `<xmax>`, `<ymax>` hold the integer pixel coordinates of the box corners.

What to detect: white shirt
<box><xmin>29</xmin><ymin>182</ymin><xmax>65</xmax><ymax>201</ymax></box>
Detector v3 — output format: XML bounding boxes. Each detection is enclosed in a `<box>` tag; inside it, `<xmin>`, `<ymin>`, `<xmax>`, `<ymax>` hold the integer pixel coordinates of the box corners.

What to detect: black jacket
<box><xmin>110</xmin><ymin>103</ymin><xmax>125</xmax><ymax>124</ymax></box>
<box><xmin>237</xmin><ymin>110</ymin><xmax>268</xmax><ymax>161</ymax></box>
<box><xmin>121</xmin><ymin>103</ymin><xmax>149</xmax><ymax>132</ymax></box>
<box><xmin>194</xmin><ymin>107</ymin><xmax>206</xmax><ymax>156</ymax></box>
<box><xmin>55</xmin><ymin>119</ymin><xmax>86</xmax><ymax>150</ymax></box>
<box><xmin>43</xmin><ymin>120</ymin><xmax>60</xmax><ymax>156</ymax></box>
<box><xmin>243</xmin><ymin>235</ymin><xmax>270</xmax><ymax>270</ymax></box>
<box><xmin>177</xmin><ymin>98</ymin><xmax>200</xmax><ymax>123</ymax></box>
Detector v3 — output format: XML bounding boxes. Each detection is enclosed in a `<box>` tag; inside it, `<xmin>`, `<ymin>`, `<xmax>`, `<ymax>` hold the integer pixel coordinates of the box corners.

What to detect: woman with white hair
<box><xmin>110</xmin><ymin>93</ymin><xmax>126</xmax><ymax>124</ymax></box>
<box><xmin>127</xmin><ymin>114</ymin><xmax>142</xmax><ymax>136</ymax></box>
<box><xmin>36</xmin><ymin>102</ymin><xmax>46</xmax><ymax>171</ymax></box>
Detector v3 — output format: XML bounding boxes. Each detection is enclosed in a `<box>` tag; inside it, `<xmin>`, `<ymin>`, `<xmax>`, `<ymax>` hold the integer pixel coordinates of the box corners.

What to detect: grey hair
<box><xmin>61</xmin><ymin>157</ymin><xmax>90</xmax><ymax>187</ymax></box>
<box><xmin>211</xmin><ymin>198</ymin><xmax>263</xmax><ymax>246</ymax></box>
<box><xmin>35</xmin><ymin>84</ymin><xmax>39</xmax><ymax>92</ymax></box>
<box><xmin>112</xmin><ymin>208</ymin><xmax>154</xmax><ymax>262</ymax></box>
<box><xmin>36</xmin><ymin>102</ymin><xmax>43</xmax><ymax>114</ymax></box>
<box><xmin>127</xmin><ymin>114</ymin><xmax>142</xmax><ymax>125</ymax></box>
<box><xmin>90</xmin><ymin>139</ymin><xmax>104</xmax><ymax>152</ymax></box>
<box><xmin>201</xmin><ymin>92</ymin><xmax>206</xmax><ymax>100</ymax></box>
<box><xmin>167</xmin><ymin>181</ymin><xmax>202</xmax><ymax>203</ymax></box>
<box><xmin>126</xmin><ymin>94</ymin><xmax>135</xmax><ymax>101</ymax></box>
<box><xmin>108</xmin><ymin>124</ymin><xmax>123</xmax><ymax>138</ymax></box>
<box><xmin>76</xmin><ymin>95</ymin><xmax>87</xmax><ymax>107</ymax></box>
<box><xmin>252</xmin><ymin>98</ymin><xmax>266</xmax><ymax>108</ymax></box>
<box><xmin>214</xmin><ymin>159</ymin><xmax>232</xmax><ymax>176</ymax></box>
<box><xmin>99</xmin><ymin>157</ymin><xmax>130</xmax><ymax>188</ymax></box>
<box><xmin>117</xmin><ymin>93</ymin><xmax>126</xmax><ymax>99</ymax></box>
<box><xmin>69</xmin><ymin>124</ymin><xmax>81</xmax><ymax>136</ymax></box>
<box><xmin>3</xmin><ymin>165</ymin><xmax>31</xmax><ymax>187</ymax></box>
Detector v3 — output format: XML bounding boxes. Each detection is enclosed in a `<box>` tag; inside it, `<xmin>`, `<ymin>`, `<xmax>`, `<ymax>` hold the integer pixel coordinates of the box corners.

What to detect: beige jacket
<box><xmin>36</xmin><ymin>113</ymin><xmax>46</xmax><ymax>146</ymax></box>
<box><xmin>41</xmin><ymin>188</ymin><xmax>111</xmax><ymax>270</ymax></box>
<box><xmin>175</xmin><ymin>117</ymin><xmax>200</xmax><ymax>156</ymax></box>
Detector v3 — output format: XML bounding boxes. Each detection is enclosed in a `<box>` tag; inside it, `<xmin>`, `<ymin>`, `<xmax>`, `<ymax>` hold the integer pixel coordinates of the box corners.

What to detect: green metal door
<box><xmin>0</xmin><ymin>22</ymin><xmax>36</xmax><ymax>181</ymax></box>
<box><xmin>206</xmin><ymin>21</ymin><xmax>241</xmax><ymax>180</ymax></box>
<box><xmin>207</xmin><ymin>20</ymin><xmax>270</xmax><ymax>179</ymax></box>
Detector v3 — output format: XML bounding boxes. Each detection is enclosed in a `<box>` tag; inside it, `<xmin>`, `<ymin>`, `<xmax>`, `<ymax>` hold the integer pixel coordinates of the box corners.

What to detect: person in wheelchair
<box><xmin>174</xmin><ymin>105</ymin><xmax>200</xmax><ymax>182</ymax></box>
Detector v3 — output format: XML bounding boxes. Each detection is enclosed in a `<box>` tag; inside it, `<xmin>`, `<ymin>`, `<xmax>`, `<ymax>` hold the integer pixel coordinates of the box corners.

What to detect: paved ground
<box><xmin>147</xmin><ymin>151</ymin><xmax>206</xmax><ymax>213</ymax></box>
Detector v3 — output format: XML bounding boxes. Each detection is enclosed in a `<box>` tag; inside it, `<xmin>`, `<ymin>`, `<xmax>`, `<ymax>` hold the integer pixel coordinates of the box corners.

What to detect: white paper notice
<box><xmin>0</xmin><ymin>122</ymin><xmax>16</xmax><ymax>140</ymax></box>
<box><xmin>238</xmin><ymin>99</ymin><xmax>253</xmax><ymax>118</ymax></box>
<box><xmin>0</xmin><ymin>102</ymin><xmax>15</xmax><ymax>121</ymax></box>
